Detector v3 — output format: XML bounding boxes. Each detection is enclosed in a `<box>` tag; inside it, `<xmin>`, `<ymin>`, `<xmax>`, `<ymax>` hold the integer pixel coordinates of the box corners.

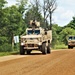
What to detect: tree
<box><xmin>0</xmin><ymin>5</ymin><xmax>26</xmax><ymax>51</ymax></box>
<box><xmin>25</xmin><ymin>0</ymin><xmax>45</xmax><ymax>27</ymax></box>
<box><xmin>0</xmin><ymin>0</ymin><xmax>7</xmax><ymax>28</ymax></box>
<box><xmin>0</xmin><ymin>0</ymin><xmax>8</xmax><ymax>41</ymax></box>
<box><xmin>59</xmin><ymin>27</ymin><xmax>75</xmax><ymax>44</ymax></box>
<box><xmin>0</xmin><ymin>0</ymin><xmax>13</xmax><ymax>52</ymax></box>
<box><xmin>66</xmin><ymin>17</ymin><xmax>75</xmax><ymax>30</ymax></box>
<box><xmin>30</xmin><ymin>0</ymin><xmax>41</xmax><ymax>20</ymax></box>
<box><xmin>52</xmin><ymin>24</ymin><xmax>63</xmax><ymax>34</ymax></box>
<box><xmin>41</xmin><ymin>0</ymin><xmax>47</xmax><ymax>28</ymax></box>
<box><xmin>0</xmin><ymin>0</ymin><xmax>7</xmax><ymax>9</ymax></box>
<box><xmin>47</xmin><ymin>0</ymin><xmax>57</xmax><ymax>30</ymax></box>
<box><xmin>42</xmin><ymin>0</ymin><xmax>57</xmax><ymax>29</ymax></box>
<box><xmin>16</xmin><ymin>0</ymin><xmax>28</xmax><ymax>14</ymax></box>
<box><xmin>42</xmin><ymin>0</ymin><xmax>57</xmax><ymax>30</ymax></box>
<box><xmin>52</xmin><ymin>27</ymin><xmax>58</xmax><ymax>47</ymax></box>
<box><xmin>25</xmin><ymin>7</ymin><xmax>44</xmax><ymax>27</ymax></box>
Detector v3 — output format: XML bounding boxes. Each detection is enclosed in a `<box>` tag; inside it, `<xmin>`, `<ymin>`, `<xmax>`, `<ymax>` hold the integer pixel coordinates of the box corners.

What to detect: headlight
<box><xmin>38</xmin><ymin>42</ymin><xmax>41</xmax><ymax>45</ymax></box>
<box><xmin>21</xmin><ymin>43</ymin><xmax>24</xmax><ymax>45</ymax></box>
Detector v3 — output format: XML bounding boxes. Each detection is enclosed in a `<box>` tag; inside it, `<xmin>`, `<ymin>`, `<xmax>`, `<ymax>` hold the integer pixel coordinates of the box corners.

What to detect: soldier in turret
<box><xmin>32</xmin><ymin>19</ymin><xmax>36</xmax><ymax>26</ymax></box>
<box><xmin>32</xmin><ymin>19</ymin><xmax>37</xmax><ymax>28</ymax></box>
<box><xmin>29</xmin><ymin>19</ymin><xmax>37</xmax><ymax>28</ymax></box>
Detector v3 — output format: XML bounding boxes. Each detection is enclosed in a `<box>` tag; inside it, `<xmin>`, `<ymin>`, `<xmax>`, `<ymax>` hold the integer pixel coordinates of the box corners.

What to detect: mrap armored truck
<box><xmin>20</xmin><ymin>20</ymin><xmax>52</xmax><ymax>55</ymax></box>
<box><xmin>67</xmin><ymin>35</ymin><xmax>75</xmax><ymax>49</ymax></box>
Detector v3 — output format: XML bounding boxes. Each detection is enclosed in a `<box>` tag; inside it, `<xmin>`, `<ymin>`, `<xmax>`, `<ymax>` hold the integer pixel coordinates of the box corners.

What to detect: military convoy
<box><xmin>67</xmin><ymin>35</ymin><xmax>75</xmax><ymax>49</ymax></box>
<box><xmin>20</xmin><ymin>20</ymin><xmax>52</xmax><ymax>55</ymax></box>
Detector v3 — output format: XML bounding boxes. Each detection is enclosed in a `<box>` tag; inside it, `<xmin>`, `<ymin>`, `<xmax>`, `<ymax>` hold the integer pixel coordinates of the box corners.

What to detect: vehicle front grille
<box><xmin>25</xmin><ymin>44</ymin><xmax>38</xmax><ymax>47</ymax></box>
<box><xmin>72</xmin><ymin>42</ymin><xmax>75</xmax><ymax>44</ymax></box>
<box><xmin>28</xmin><ymin>44</ymin><xmax>34</xmax><ymax>47</ymax></box>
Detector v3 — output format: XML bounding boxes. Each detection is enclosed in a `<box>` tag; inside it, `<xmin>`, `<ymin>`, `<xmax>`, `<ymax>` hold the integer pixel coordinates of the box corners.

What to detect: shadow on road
<box><xmin>11</xmin><ymin>51</ymin><xmax>47</xmax><ymax>56</ymax></box>
<box><xmin>28</xmin><ymin>53</ymin><xmax>43</xmax><ymax>55</ymax></box>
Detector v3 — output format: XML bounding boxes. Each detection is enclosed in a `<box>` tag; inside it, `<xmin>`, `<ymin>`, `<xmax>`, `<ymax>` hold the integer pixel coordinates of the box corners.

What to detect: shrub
<box><xmin>54</xmin><ymin>44</ymin><xmax>68</xmax><ymax>49</ymax></box>
<box><xmin>0</xmin><ymin>37</ymin><xmax>8</xmax><ymax>45</ymax></box>
<box><xmin>0</xmin><ymin>43</ymin><xmax>12</xmax><ymax>52</ymax></box>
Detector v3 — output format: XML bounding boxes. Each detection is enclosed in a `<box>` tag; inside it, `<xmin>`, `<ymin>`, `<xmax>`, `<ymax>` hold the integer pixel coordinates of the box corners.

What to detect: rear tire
<box><xmin>68</xmin><ymin>45</ymin><xmax>73</xmax><ymax>49</ymax></box>
<box><xmin>47</xmin><ymin>43</ymin><xmax>51</xmax><ymax>54</ymax></box>
<box><xmin>68</xmin><ymin>45</ymin><xmax>70</xmax><ymax>49</ymax></box>
<box><xmin>68</xmin><ymin>45</ymin><xmax>71</xmax><ymax>49</ymax></box>
<box><xmin>42</xmin><ymin>43</ymin><xmax>47</xmax><ymax>54</ymax></box>
<box><xmin>20</xmin><ymin>46</ymin><xmax>25</xmax><ymax>55</ymax></box>
<box><xmin>71</xmin><ymin>46</ymin><xmax>73</xmax><ymax>49</ymax></box>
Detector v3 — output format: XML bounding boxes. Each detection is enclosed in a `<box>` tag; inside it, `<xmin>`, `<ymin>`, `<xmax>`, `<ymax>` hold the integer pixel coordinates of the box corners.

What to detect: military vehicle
<box><xmin>67</xmin><ymin>35</ymin><xmax>75</xmax><ymax>49</ymax></box>
<box><xmin>20</xmin><ymin>20</ymin><xmax>52</xmax><ymax>55</ymax></box>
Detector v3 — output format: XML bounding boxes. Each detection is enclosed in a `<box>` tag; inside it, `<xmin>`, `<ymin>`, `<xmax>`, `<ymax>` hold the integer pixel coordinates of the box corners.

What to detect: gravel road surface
<box><xmin>0</xmin><ymin>49</ymin><xmax>75</xmax><ymax>75</ymax></box>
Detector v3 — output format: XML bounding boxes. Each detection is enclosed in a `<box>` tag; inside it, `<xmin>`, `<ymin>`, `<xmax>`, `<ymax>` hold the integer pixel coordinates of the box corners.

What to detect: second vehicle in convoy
<box><xmin>67</xmin><ymin>35</ymin><xmax>75</xmax><ymax>49</ymax></box>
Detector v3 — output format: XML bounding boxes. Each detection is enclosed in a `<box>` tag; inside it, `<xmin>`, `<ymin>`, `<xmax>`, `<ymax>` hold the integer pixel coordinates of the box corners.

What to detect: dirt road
<box><xmin>0</xmin><ymin>49</ymin><xmax>75</xmax><ymax>75</ymax></box>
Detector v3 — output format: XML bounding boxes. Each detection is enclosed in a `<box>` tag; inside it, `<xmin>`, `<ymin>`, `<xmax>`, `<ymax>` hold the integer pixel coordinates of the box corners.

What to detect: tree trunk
<box><xmin>12</xmin><ymin>33</ymin><xmax>14</xmax><ymax>51</ymax></box>
<box><xmin>50</xmin><ymin>11</ymin><xmax>52</xmax><ymax>30</ymax></box>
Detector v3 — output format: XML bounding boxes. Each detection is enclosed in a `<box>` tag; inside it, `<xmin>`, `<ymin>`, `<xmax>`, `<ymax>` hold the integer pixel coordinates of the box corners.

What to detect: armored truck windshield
<box><xmin>68</xmin><ymin>36</ymin><xmax>75</xmax><ymax>40</ymax></box>
<box><xmin>27</xmin><ymin>30</ymin><xmax>40</xmax><ymax>35</ymax></box>
<box><xmin>74</xmin><ymin>36</ymin><xmax>75</xmax><ymax>40</ymax></box>
<box><xmin>68</xmin><ymin>36</ymin><xmax>72</xmax><ymax>40</ymax></box>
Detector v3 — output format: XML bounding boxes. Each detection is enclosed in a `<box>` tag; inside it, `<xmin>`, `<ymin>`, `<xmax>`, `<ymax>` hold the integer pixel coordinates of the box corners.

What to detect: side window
<box><xmin>68</xmin><ymin>36</ymin><xmax>72</xmax><ymax>40</ymax></box>
<box><xmin>74</xmin><ymin>36</ymin><xmax>75</xmax><ymax>40</ymax></box>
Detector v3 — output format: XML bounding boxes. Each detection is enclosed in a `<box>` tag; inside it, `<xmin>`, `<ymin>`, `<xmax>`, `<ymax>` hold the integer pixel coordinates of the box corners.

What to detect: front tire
<box><xmin>42</xmin><ymin>43</ymin><xmax>47</xmax><ymax>54</ymax></box>
<box><xmin>68</xmin><ymin>45</ymin><xmax>70</xmax><ymax>49</ymax></box>
<box><xmin>20</xmin><ymin>46</ymin><xmax>25</xmax><ymax>55</ymax></box>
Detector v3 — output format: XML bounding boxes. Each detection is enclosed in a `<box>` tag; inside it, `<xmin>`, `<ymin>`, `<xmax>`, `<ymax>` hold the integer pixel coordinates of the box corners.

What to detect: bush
<box><xmin>0</xmin><ymin>37</ymin><xmax>8</xmax><ymax>45</ymax></box>
<box><xmin>0</xmin><ymin>43</ymin><xmax>12</xmax><ymax>52</ymax></box>
<box><xmin>54</xmin><ymin>44</ymin><xmax>68</xmax><ymax>49</ymax></box>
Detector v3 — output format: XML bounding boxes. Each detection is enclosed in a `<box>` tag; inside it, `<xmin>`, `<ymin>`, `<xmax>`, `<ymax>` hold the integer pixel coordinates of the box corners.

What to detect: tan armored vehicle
<box><xmin>20</xmin><ymin>20</ymin><xmax>52</xmax><ymax>55</ymax></box>
<box><xmin>67</xmin><ymin>35</ymin><xmax>75</xmax><ymax>49</ymax></box>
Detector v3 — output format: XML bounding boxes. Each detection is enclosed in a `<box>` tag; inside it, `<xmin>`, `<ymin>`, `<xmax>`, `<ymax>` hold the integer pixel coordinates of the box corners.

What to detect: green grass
<box><xmin>54</xmin><ymin>44</ymin><xmax>68</xmax><ymax>49</ymax></box>
<box><xmin>0</xmin><ymin>51</ymin><xmax>19</xmax><ymax>57</ymax></box>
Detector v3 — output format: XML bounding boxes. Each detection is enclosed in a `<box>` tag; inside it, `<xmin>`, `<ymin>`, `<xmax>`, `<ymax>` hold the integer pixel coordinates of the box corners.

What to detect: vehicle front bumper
<box><xmin>68</xmin><ymin>42</ymin><xmax>75</xmax><ymax>47</ymax></box>
<box><xmin>21</xmin><ymin>43</ymin><xmax>42</xmax><ymax>50</ymax></box>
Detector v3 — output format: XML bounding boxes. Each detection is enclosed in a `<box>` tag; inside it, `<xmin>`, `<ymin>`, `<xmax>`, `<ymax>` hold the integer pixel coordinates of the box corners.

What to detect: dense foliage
<box><xmin>0</xmin><ymin>0</ymin><xmax>27</xmax><ymax>52</ymax></box>
<box><xmin>0</xmin><ymin>0</ymin><xmax>75</xmax><ymax>52</ymax></box>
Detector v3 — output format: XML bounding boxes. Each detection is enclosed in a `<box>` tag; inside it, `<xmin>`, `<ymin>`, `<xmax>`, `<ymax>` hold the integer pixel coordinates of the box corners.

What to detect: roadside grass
<box><xmin>0</xmin><ymin>51</ymin><xmax>19</xmax><ymax>57</ymax></box>
<box><xmin>53</xmin><ymin>44</ymin><xmax>68</xmax><ymax>49</ymax></box>
<box><xmin>0</xmin><ymin>44</ymin><xmax>68</xmax><ymax>57</ymax></box>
